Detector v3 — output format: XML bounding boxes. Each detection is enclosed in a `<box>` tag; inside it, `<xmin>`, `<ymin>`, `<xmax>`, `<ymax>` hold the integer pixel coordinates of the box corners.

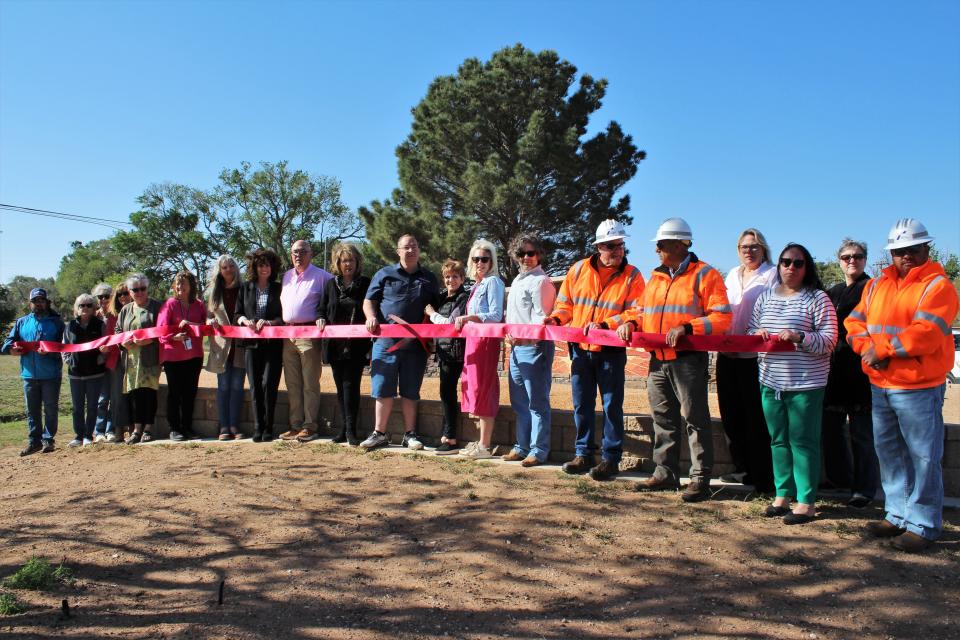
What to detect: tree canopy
<box><xmin>362</xmin><ymin>44</ymin><xmax>645</xmax><ymax>278</ymax></box>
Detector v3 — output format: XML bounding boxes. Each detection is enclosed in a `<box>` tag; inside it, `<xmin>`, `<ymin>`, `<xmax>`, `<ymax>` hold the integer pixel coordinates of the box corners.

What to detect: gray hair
<box><xmin>837</xmin><ymin>238</ymin><xmax>868</xmax><ymax>260</ymax></box>
<box><xmin>466</xmin><ymin>238</ymin><xmax>499</xmax><ymax>280</ymax></box>
<box><xmin>74</xmin><ymin>293</ymin><xmax>98</xmax><ymax>316</ymax></box>
<box><xmin>737</xmin><ymin>228</ymin><xmax>773</xmax><ymax>264</ymax></box>
<box><xmin>91</xmin><ymin>282</ymin><xmax>113</xmax><ymax>297</ymax></box>
<box><xmin>125</xmin><ymin>273</ymin><xmax>149</xmax><ymax>290</ymax></box>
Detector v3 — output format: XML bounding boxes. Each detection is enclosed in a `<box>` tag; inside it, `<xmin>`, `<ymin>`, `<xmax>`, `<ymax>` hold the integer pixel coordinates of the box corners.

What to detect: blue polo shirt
<box><xmin>366</xmin><ymin>263</ymin><xmax>440</xmax><ymax>324</ymax></box>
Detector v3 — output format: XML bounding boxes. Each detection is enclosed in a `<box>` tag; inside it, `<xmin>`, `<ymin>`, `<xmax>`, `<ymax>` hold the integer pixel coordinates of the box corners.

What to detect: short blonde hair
<box><xmin>74</xmin><ymin>293</ymin><xmax>98</xmax><ymax>316</ymax></box>
<box><xmin>466</xmin><ymin>239</ymin><xmax>499</xmax><ymax>280</ymax></box>
<box><xmin>330</xmin><ymin>242</ymin><xmax>364</xmax><ymax>278</ymax></box>
<box><xmin>737</xmin><ymin>228</ymin><xmax>772</xmax><ymax>264</ymax></box>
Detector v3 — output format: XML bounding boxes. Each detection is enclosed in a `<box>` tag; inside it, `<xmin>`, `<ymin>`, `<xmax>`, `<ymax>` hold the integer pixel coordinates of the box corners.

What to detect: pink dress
<box><xmin>460</xmin><ymin>276</ymin><xmax>504</xmax><ymax>417</ymax></box>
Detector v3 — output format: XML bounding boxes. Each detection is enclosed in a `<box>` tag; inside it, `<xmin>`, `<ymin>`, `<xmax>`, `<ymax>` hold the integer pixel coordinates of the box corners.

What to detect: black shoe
<box><xmin>183</xmin><ymin>429</ymin><xmax>199</xmax><ymax>440</ymax></box>
<box><xmin>783</xmin><ymin>512</ymin><xmax>816</xmax><ymax>525</ymax></box>
<box><xmin>41</xmin><ymin>440</ymin><xmax>56</xmax><ymax>453</ymax></box>
<box><xmin>169</xmin><ymin>431</ymin><xmax>185</xmax><ymax>442</ymax></box>
<box><xmin>331</xmin><ymin>431</ymin><xmax>347</xmax><ymax>444</ymax></box>
<box><xmin>346</xmin><ymin>431</ymin><xmax>361</xmax><ymax>446</ymax></box>
<box><xmin>764</xmin><ymin>505</ymin><xmax>791</xmax><ymax>517</ymax></box>
<box><xmin>847</xmin><ymin>495</ymin><xmax>872</xmax><ymax>509</ymax></box>
<box><xmin>682</xmin><ymin>479</ymin><xmax>711</xmax><ymax>503</ymax></box>
<box><xmin>634</xmin><ymin>476</ymin><xmax>680</xmax><ymax>492</ymax></box>
<box><xmin>20</xmin><ymin>443</ymin><xmax>42</xmax><ymax>457</ymax></box>
<box><xmin>562</xmin><ymin>456</ymin><xmax>595</xmax><ymax>475</ymax></box>
<box><xmin>719</xmin><ymin>472</ymin><xmax>745</xmax><ymax>483</ymax></box>
<box><xmin>262</xmin><ymin>432</ymin><xmax>274</xmax><ymax>442</ymax></box>
<box><xmin>588</xmin><ymin>460</ymin><xmax>619</xmax><ymax>481</ymax></box>
<box><xmin>252</xmin><ymin>432</ymin><xmax>264</xmax><ymax>443</ymax></box>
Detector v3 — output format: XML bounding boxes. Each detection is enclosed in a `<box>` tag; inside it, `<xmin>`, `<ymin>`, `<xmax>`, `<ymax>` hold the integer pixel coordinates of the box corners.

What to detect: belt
<box><xmin>287</xmin><ymin>321</ymin><xmax>317</xmax><ymax>326</ymax></box>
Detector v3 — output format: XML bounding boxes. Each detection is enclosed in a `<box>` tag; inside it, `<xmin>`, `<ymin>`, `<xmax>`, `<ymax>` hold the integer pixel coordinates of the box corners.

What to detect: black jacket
<box><xmin>236</xmin><ymin>281</ymin><xmax>283</xmax><ymax>350</ymax></box>
<box><xmin>824</xmin><ymin>272</ymin><xmax>871</xmax><ymax>410</ymax></box>
<box><xmin>317</xmin><ymin>275</ymin><xmax>371</xmax><ymax>363</ymax></box>
<box><xmin>434</xmin><ymin>286</ymin><xmax>470</xmax><ymax>363</ymax></box>
<box><xmin>63</xmin><ymin>316</ymin><xmax>107</xmax><ymax>378</ymax></box>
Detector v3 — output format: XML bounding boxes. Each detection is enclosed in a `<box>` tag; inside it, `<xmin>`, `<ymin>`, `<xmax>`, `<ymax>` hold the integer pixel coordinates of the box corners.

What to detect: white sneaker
<box><xmin>93</xmin><ymin>433</ymin><xmax>107</xmax><ymax>443</ymax></box>
<box><xmin>68</xmin><ymin>438</ymin><xmax>83</xmax><ymax>448</ymax></box>
<box><xmin>105</xmin><ymin>434</ymin><xmax>119</xmax><ymax>443</ymax></box>
<box><xmin>402</xmin><ymin>432</ymin><xmax>424</xmax><ymax>450</ymax></box>
<box><xmin>82</xmin><ymin>437</ymin><xmax>94</xmax><ymax>446</ymax></box>
<box><xmin>460</xmin><ymin>444</ymin><xmax>493</xmax><ymax>460</ymax></box>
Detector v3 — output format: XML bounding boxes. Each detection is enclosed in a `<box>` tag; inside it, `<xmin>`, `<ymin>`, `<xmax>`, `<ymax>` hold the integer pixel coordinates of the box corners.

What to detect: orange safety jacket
<box><xmin>844</xmin><ymin>260</ymin><xmax>958</xmax><ymax>389</ymax></box>
<box><xmin>550</xmin><ymin>255</ymin><xmax>646</xmax><ymax>351</ymax></box>
<box><xmin>639</xmin><ymin>253</ymin><xmax>732</xmax><ymax>361</ymax></box>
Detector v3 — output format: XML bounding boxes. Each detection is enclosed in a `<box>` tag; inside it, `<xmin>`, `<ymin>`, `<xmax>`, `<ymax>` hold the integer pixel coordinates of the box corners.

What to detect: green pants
<box><xmin>760</xmin><ymin>386</ymin><xmax>825</xmax><ymax>505</ymax></box>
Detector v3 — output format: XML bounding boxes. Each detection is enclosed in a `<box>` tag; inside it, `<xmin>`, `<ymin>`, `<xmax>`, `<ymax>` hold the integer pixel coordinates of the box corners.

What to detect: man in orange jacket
<box><xmin>845</xmin><ymin>218</ymin><xmax>958</xmax><ymax>552</ymax></box>
<box><xmin>545</xmin><ymin>219</ymin><xmax>646</xmax><ymax>481</ymax></box>
<box><xmin>634</xmin><ymin>218</ymin><xmax>732</xmax><ymax>502</ymax></box>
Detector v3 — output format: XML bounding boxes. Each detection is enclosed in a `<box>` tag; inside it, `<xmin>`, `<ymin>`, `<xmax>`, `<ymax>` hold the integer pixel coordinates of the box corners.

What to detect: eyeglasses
<box><xmin>97</xmin><ymin>294</ymin><xmax>111</xmax><ymax>300</ymax></box>
<box><xmin>291</xmin><ymin>249</ymin><xmax>311</xmax><ymax>256</ymax></box>
<box><xmin>779</xmin><ymin>257</ymin><xmax>806</xmax><ymax>269</ymax></box>
<box><xmin>599</xmin><ymin>242</ymin><xmax>625</xmax><ymax>252</ymax></box>
<box><xmin>78</xmin><ymin>303</ymin><xmax>94</xmax><ymax>308</ymax></box>
<box><xmin>118</xmin><ymin>291</ymin><xmax>131</xmax><ymax>297</ymax></box>
<box><xmin>738</xmin><ymin>244</ymin><xmax>762</xmax><ymax>253</ymax></box>
<box><xmin>515</xmin><ymin>250</ymin><xmax>538</xmax><ymax>259</ymax></box>
<box><xmin>891</xmin><ymin>245</ymin><xmax>924</xmax><ymax>258</ymax></box>
<box><xmin>839</xmin><ymin>253</ymin><xmax>865</xmax><ymax>262</ymax></box>
<box><xmin>471</xmin><ymin>256</ymin><xmax>491</xmax><ymax>264</ymax></box>
<box><xmin>130</xmin><ymin>286</ymin><xmax>147</xmax><ymax>293</ymax></box>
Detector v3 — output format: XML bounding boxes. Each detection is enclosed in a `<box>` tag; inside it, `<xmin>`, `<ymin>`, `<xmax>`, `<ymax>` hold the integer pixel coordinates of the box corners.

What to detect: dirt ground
<box><xmin>1</xmin><ymin>440</ymin><xmax>958</xmax><ymax>639</ymax></box>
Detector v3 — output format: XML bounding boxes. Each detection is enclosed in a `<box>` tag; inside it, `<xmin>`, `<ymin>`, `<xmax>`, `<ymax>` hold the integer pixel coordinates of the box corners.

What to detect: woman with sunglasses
<box><xmin>92</xmin><ymin>282</ymin><xmax>130</xmax><ymax>443</ymax></box>
<box><xmin>116</xmin><ymin>274</ymin><xmax>163</xmax><ymax>444</ymax></box>
<box><xmin>748</xmin><ymin>243</ymin><xmax>837</xmax><ymax>524</ymax></box>
<box><xmin>821</xmin><ymin>239</ymin><xmax>879</xmax><ymax>507</ymax></box>
<box><xmin>455</xmin><ymin>239</ymin><xmax>505</xmax><ymax>459</ymax></box>
<box><xmin>63</xmin><ymin>293</ymin><xmax>107</xmax><ymax>447</ymax></box>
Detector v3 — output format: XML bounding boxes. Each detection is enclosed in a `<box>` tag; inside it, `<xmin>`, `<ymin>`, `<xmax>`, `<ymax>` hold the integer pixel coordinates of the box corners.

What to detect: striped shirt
<box><xmin>749</xmin><ymin>288</ymin><xmax>838</xmax><ymax>392</ymax></box>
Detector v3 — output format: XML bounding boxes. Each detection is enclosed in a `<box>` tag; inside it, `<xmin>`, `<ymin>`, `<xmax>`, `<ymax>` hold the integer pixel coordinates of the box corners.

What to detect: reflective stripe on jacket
<box><xmin>640</xmin><ymin>253</ymin><xmax>732</xmax><ymax>361</ymax></box>
<box><xmin>550</xmin><ymin>255</ymin><xmax>645</xmax><ymax>351</ymax></box>
<box><xmin>844</xmin><ymin>260</ymin><xmax>958</xmax><ymax>389</ymax></box>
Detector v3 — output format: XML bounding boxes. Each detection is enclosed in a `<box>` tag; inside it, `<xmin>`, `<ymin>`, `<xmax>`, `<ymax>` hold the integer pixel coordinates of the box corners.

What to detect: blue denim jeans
<box><xmin>23</xmin><ymin>378</ymin><xmax>61</xmax><ymax>445</ymax></box>
<box><xmin>872</xmin><ymin>383</ymin><xmax>946</xmax><ymax>541</ymax></box>
<box><xmin>70</xmin><ymin>376</ymin><xmax>103</xmax><ymax>439</ymax></box>
<box><xmin>94</xmin><ymin>368</ymin><xmax>114</xmax><ymax>435</ymax></box>
<box><xmin>571</xmin><ymin>346</ymin><xmax>626</xmax><ymax>464</ymax></box>
<box><xmin>217</xmin><ymin>361</ymin><xmax>246</xmax><ymax>429</ymax></box>
<box><xmin>509</xmin><ymin>341</ymin><xmax>554</xmax><ymax>462</ymax></box>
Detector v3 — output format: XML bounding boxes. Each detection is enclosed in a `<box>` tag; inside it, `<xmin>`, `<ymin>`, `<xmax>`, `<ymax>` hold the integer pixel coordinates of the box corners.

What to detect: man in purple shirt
<box><xmin>279</xmin><ymin>239</ymin><xmax>333</xmax><ymax>441</ymax></box>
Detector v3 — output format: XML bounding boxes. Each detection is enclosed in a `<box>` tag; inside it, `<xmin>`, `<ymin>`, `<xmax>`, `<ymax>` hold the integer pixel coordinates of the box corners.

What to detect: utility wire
<box><xmin>0</xmin><ymin>203</ymin><xmax>133</xmax><ymax>230</ymax></box>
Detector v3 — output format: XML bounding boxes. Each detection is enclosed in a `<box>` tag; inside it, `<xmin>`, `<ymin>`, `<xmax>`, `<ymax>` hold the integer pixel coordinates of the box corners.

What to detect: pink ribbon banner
<box><xmin>11</xmin><ymin>323</ymin><xmax>795</xmax><ymax>354</ymax></box>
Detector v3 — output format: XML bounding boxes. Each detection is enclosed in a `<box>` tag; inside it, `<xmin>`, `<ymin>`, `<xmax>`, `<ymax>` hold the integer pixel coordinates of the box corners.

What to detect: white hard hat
<box><xmin>652</xmin><ymin>217</ymin><xmax>693</xmax><ymax>242</ymax></box>
<box><xmin>884</xmin><ymin>218</ymin><xmax>935</xmax><ymax>251</ymax></box>
<box><xmin>594</xmin><ymin>219</ymin><xmax>629</xmax><ymax>244</ymax></box>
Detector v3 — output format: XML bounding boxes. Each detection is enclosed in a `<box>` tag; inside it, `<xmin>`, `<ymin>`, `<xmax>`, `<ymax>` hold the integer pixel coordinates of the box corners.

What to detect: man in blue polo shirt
<box><xmin>359</xmin><ymin>234</ymin><xmax>440</xmax><ymax>451</ymax></box>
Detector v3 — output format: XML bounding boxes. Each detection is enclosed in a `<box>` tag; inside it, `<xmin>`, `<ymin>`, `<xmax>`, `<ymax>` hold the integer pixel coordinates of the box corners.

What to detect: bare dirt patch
<box><xmin>1</xmin><ymin>442</ymin><xmax>958</xmax><ymax>639</ymax></box>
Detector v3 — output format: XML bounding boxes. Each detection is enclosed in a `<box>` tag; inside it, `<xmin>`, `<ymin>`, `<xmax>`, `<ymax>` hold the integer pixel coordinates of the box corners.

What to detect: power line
<box><xmin>0</xmin><ymin>203</ymin><xmax>133</xmax><ymax>230</ymax></box>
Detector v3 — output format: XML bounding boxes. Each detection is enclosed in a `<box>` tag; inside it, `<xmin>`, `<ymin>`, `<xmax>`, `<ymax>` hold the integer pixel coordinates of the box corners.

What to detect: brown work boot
<box><xmin>589</xmin><ymin>460</ymin><xmax>619</xmax><ymax>481</ymax></box>
<box><xmin>635</xmin><ymin>476</ymin><xmax>680</xmax><ymax>492</ymax></box>
<box><xmin>562</xmin><ymin>456</ymin><xmax>595</xmax><ymax>475</ymax></box>
<box><xmin>865</xmin><ymin>519</ymin><xmax>906</xmax><ymax>538</ymax></box>
<box><xmin>682</xmin><ymin>479</ymin><xmax>711</xmax><ymax>503</ymax></box>
<box><xmin>502</xmin><ymin>451</ymin><xmax>525</xmax><ymax>462</ymax></box>
<box><xmin>278</xmin><ymin>429</ymin><xmax>301</xmax><ymax>441</ymax></box>
<box><xmin>889</xmin><ymin>532</ymin><xmax>932</xmax><ymax>553</ymax></box>
<box><xmin>520</xmin><ymin>456</ymin><xmax>542</xmax><ymax>468</ymax></box>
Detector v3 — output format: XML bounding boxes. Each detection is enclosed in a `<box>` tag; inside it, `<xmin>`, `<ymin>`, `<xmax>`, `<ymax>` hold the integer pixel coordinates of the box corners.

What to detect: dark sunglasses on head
<box><xmin>471</xmin><ymin>256</ymin><xmax>491</xmax><ymax>264</ymax></box>
<box><xmin>891</xmin><ymin>245</ymin><xmax>924</xmax><ymax>257</ymax></box>
<box><xmin>78</xmin><ymin>303</ymin><xmax>94</xmax><ymax>308</ymax></box>
<box><xmin>130</xmin><ymin>286</ymin><xmax>147</xmax><ymax>293</ymax></box>
<box><xmin>600</xmin><ymin>241</ymin><xmax>625</xmax><ymax>251</ymax></box>
<box><xmin>779</xmin><ymin>257</ymin><xmax>806</xmax><ymax>269</ymax></box>
<box><xmin>515</xmin><ymin>250</ymin><xmax>538</xmax><ymax>259</ymax></box>
<box><xmin>839</xmin><ymin>253</ymin><xmax>865</xmax><ymax>262</ymax></box>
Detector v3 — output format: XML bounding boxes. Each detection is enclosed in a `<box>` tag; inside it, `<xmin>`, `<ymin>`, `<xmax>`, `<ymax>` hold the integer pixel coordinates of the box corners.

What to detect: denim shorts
<box><xmin>370</xmin><ymin>338</ymin><xmax>428</xmax><ymax>400</ymax></box>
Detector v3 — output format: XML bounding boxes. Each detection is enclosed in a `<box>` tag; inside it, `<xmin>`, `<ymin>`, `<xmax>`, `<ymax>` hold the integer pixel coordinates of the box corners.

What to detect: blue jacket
<box><xmin>1</xmin><ymin>312</ymin><xmax>65</xmax><ymax>380</ymax></box>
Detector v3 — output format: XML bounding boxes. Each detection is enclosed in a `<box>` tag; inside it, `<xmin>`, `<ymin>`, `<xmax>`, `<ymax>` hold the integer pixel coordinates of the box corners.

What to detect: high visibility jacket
<box><xmin>550</xmin><ymin>255</ymin><xmax>646</xmax><ymax>351</ymax></box>
<box><xmin>639</xmin><ymin>253</ymin><xmax>732</xmax><ymax>360</ymax></box>
<box><xmin>844</xmin><ymin>260</ymin><xmax>958</xmax><ymax>389</ymax></box>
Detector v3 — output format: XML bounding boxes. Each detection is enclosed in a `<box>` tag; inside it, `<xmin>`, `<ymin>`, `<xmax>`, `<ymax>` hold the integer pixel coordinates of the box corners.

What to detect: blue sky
<box><xmin>1</xmin><ymin>0</ymin><xmax>958</xmax><ymax>284</ymax></box>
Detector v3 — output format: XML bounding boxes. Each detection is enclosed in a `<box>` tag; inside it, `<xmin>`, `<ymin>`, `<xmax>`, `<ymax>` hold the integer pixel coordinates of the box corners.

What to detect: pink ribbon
<box><xmin>12</xmin><ymin>323</ymin><xmax>795</xmax><ymax>354</ymax></box>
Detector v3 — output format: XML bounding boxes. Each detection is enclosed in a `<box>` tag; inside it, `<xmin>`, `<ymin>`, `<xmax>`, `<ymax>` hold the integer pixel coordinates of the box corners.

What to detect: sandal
<box><xmin>218</xmin><ymin>432</ymin><xmax>232</xmax><ymax>441</ymax></box>
<box><xmin>126</xmin><ymin>431</ymin><xmax>142</xmax><ymax>445</ymax></box>
<box><xmin>141</xmin><ymin>431</ymin><xmax>154</xmax><ymax>443</ymax></box>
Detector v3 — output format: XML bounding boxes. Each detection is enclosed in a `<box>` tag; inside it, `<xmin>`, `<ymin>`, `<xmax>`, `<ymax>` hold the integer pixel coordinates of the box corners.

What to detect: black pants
<box><xmin>716</xmin><ymin>355</ymin><xmax>774</xmax><ymax>492</ymax></box>
<box><xmin>127</xmin><ymin>388</ymin><xmax>158</xmax><ymax>425</ymax></box>
<box><xmin>821</xmin><ymin>408</ymin><xmax>879</xmax><ymax>497</ymax></box>
<box><xmin>246</xmin><ymin>344</ymin><xmax>283</xmax><ymax>434</ymax></box>
<box><xmin>438</xmin><ymin>359</ymin><xmax>464</xmax><ymax>440</ymax></box>
<box><xmin>330</xmin><ymin>355</ymin><xmax>366</xmax><ymax>435</ymax></box>
<box><xmin>164</xmin><ymin>358</ymin><xmax>203</xmax><ymax>433</ymax></box>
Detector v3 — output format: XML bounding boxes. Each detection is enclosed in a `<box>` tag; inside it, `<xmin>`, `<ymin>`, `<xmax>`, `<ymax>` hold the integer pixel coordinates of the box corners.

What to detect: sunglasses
<box><xmin>471</xmin><ymin>256</ymin><xmax>491</xmax><ymax>264</ymax></box>
<box><xmin>779</xmin><ymin>257</ymin><xmax>806</xmax><ymax>269</ymax></box>
<box><xmin>130</xmin><ymin>286</ymin><xmax>147</xmax><ymax>293</ymax></box>
<box><xmin>600</xmin><ymin>241</ymin><xmax>625</xmax><ymax>251</ymax></box>
<box><xmin>97</xmin><ymin>294</ymin><xmax>112</xmax><ymax>300</ymax></box>
<box><xmin>891</xmin><ymin>245</ymin><xmax>924</xmax><ymax>258</ymax></box>
<box><xmin>78</xmin><ymin>303</ymin><xmax>94</xmax><ymax>308</ymax></box>
<box><xmin>839</xmin><ymin>253</ymin><xmax>865</xmax><ymax>262</ymax></box>
<box><xmin>118</xmin><ymin>291</ymin><xmax>131</xmax><ymax>297</ymax></box>
<box><xmin>515</xmin><ymin>250</ymin><xmax>538</xmax><ymax>259</ymax></box>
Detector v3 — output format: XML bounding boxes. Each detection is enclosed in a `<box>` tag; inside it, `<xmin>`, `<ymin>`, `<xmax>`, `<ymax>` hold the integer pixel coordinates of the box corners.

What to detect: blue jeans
<box><xmin>872</xmin><ymin>383</ymin><xmax>946</xmax><ymax>541</ymax></box>
<box><xmin>509</xmin><ymin>341</ymin><xmax>554</xmax><ymax>462</ymax></box>
<box><xmin>370</xmin><ymin>339</ymin><xmax>428</xmax><ymax>400</ymax></box>
<box><xmin>23</xmin><ymin>378</ymin><xmax>61</xmax><ymax>445</ymax></box>
<box><xmin>70</xmin><ymin>377</ymin><xmax>103</xmax><ymax>439</ymax></box>
<box><xmin>217</xmin><ymin>361</ymin><xmax>246</xmax><ymax>429</ymax></box>
<box><xmin>571</xmin><ymin>346</ymin><xmax>626</xmax><ymax>465</ymax></box>
<box><xmin>94</xmin><ymin>368</ymin><xmax>114</xmax><ymax>435</ymax></box>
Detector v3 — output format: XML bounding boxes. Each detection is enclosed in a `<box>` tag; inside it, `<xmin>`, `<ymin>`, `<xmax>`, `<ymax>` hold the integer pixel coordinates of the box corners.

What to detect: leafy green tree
<box><xmin>364</xmin><ymin>44</ymin><xmax>645</xmax><ymax>278</ymax></box>
<box><xmin>215</xmin><ymin>161</ymin><xmax>360</xmax><ymax>269</ymax></box>
<box><xmin>816</xmin><ymin>260</ymin><xmax>845</xmax><ymax>289</ymax></box>
<box><xmin>56</xmin><ymin>239</ymin><xmax>131</xmax><ymax>309</ymax></box>
<box><xmin>1</xmin><ymin>275</ymin><xmax>65</xmax><ymax>318</ymax></box>
<box><xmin>930</xmin><ymin>245</ymin><xmax>960</xmax><ymax>280</ymax></box>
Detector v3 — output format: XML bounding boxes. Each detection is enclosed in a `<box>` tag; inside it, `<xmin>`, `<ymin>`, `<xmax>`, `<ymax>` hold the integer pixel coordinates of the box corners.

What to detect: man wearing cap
<box><xmin>278</xmin><ymin>240</ymin><xmax>333</xmax><ymax>442</ymax></box>
<box><xmin>545</xmin><ymin>219</ymin><xmax>646</xmax><ymax>481</ymax></box>
<box><xmin>1</xmin><ymin>288</ymin><xmax>66</xmax><ymax>455</ymax></box>
<box><xmin>845</xmin><ymin>218</ymin><xmax>958</xmax><ymax>552</ymax></box>
<box><xmin>635</xmin><ymin>218</ymin><xmax>732</xmax><ymax>502</ymax></box>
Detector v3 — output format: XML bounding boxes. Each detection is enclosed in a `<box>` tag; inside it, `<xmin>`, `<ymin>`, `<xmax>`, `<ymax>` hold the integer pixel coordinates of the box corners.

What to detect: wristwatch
<box><xmin>796</xmin><ymin>331</ymin><xmax>806</xmax><ymax>344</ymax></box>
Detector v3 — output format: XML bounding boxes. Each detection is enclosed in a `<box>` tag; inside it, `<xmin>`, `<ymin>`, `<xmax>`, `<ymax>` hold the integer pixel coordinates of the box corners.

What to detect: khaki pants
<box><xmin>282</xmin><ymin>338</ymin><xmax>323</xmax><ymax>430</ymax></box>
